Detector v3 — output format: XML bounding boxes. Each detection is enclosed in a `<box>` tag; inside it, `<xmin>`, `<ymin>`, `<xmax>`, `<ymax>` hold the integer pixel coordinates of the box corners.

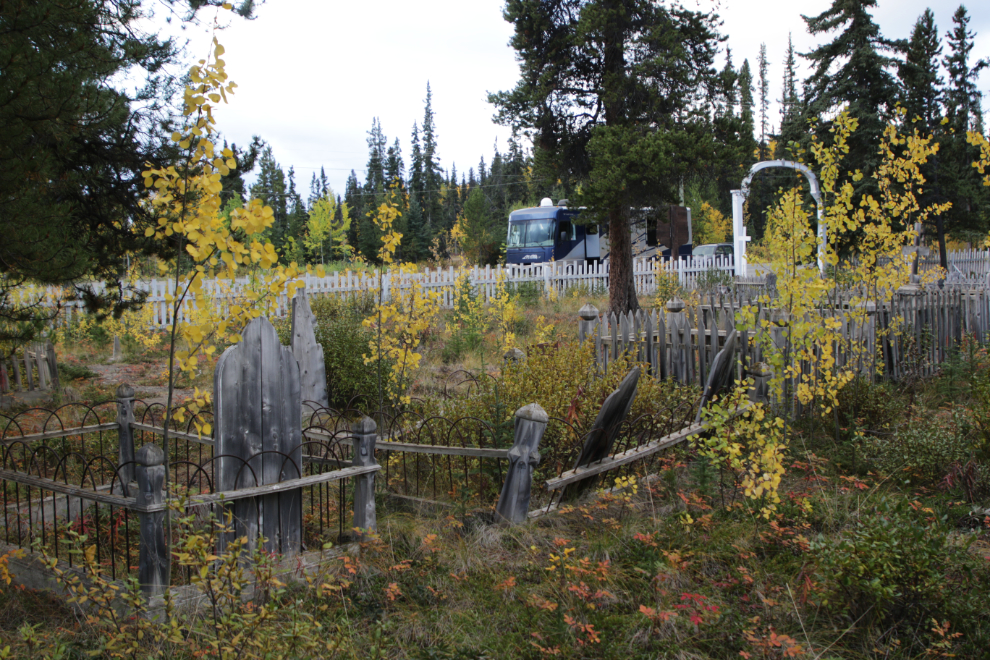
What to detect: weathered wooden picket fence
<box><xmin>578</xmin><ymin>283</ymin><xmax>990</xmax><ymax>395</ymax></box>
<box><xmin>0</xmin><ymin>342</ymin><xmax>59</xmax><ymax>396</ymax></box>
<box><xmin>38</xmin><ymin>256</ymin><xmax>735</xmax><ymax>329</ymax></box>
<box><xmin>920</xmin><ymin>248</ymin><xmax>990</xmax><ymax>278</ymax></box>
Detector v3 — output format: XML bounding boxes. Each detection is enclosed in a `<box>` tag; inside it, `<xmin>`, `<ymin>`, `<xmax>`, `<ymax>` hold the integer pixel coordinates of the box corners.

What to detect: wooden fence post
<box><xmin>116</xmin><ymin>384</ymin><xmax>136</xmax><ymax>496</ymax></box>
<box><xmin>496</xmin><ymin>403</ymin><xmax>548</xmax><ymax>523</ymax></box>
<box><xmin>45</xmin><ymin>342</ymin><xmax>60</xmax><ymax>393</ymax></box>
<box><xmin>351</xmin><ymin>416</ymin><xmax>378</xmax><ymax>535</ymax></box>
<box><xmin>135</xmin><ymin>443</ymin><xmax>169</xmax><ymax>599</ymax></box>
<box><xmin>578</xmin><ymin>304</ymin><xmax>599</xmax><ymax>345</ymax></box>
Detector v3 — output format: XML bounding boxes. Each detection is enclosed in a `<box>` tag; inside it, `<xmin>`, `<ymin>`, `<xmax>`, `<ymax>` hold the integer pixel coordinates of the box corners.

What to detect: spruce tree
<box><xmin>939</xmin><ymin>5</ymin><xmax>989</xmax><ymax>244</ymax></box>
<box><xmin>421</xmin><ymin>84</ymin><xmax>444</xmax><ymax>239</ymax></box>
<box><xmin>250</xmin><ymin>146</ymin><xmax>290</xmax><ymax>254</ymax></box>
<box><xmin>899</xmin><ymin>9</ymin><xmax>943</xmax><ymax>132</ymax></box>
<box><xmin>777</xmin><ymin>34</ymin><xmax>804</xmax><ymax>157</ymax></box>
<box><xmin>757</xmin><ymin>43</ymin><xmax>771</xmax><ymax>159</ymax></box>
<box><xmin>739</xmin><ymin>59</ymin><xmax>756</xmax><ymax>159</ymax></box>
<box><xmin>800</xmin><ymin>0</ymin><xmax>900</xmax><ymax>198</ymax></box>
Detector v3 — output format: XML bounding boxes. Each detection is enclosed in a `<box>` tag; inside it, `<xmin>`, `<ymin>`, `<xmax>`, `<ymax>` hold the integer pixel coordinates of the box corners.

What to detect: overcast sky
<box><xmin>167</xmin><ymin>0</ymin><xmax>990</xmax><ymax>199</ymax></box>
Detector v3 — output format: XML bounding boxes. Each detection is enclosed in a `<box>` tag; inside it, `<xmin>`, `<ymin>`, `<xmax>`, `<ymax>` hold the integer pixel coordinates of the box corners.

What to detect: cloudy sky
<box><xmin>165</xmin><ymin>0</ymin><xmax>990</xmax><ymax>198</ymax></box>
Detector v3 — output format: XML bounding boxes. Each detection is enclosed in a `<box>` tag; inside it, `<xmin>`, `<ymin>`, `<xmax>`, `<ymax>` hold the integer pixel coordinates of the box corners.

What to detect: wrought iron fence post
<box><xmin>135</xmin><ymin>443</ymin><xmax>169</xmax><ymax>599</ymax></box>
<box><xmin>351</xmin><ymin>416</ymin><xmax>378</xmax><ymax>535</ymax></box>
<box><xmin>116</xmin><ymin>384</ymin><xmax>136</xmax><ymax>496</ymax></box>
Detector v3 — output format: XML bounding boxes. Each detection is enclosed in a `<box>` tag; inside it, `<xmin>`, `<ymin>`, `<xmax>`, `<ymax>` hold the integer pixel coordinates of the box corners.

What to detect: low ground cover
<box><xmin>2</xmin><ymin>336</ymin><xmax>990</xmax><ymax>658</ymax></box>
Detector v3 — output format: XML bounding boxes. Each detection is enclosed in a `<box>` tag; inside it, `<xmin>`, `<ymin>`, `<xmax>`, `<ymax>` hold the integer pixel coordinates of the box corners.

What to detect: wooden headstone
<box><xmin>291</xmin><ymin>287</ymin><xmax>329</xmax><ymax>410</ymax></box>
<box><xmin>215</xmin><ymin>316</ymin><xmax>303</xmax><ymax>555</ymax></box>
<box><xmin>560</xmin><ymin>367</ymin><xmax>640</xmax><ymax>502</ymax></box>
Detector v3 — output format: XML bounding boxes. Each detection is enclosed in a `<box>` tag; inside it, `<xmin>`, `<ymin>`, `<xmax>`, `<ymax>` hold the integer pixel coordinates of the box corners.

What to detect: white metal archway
<box><xmin>730</xmin><ymin>160</ymin><xmax>825</xmax><ymax>276</ymax></box>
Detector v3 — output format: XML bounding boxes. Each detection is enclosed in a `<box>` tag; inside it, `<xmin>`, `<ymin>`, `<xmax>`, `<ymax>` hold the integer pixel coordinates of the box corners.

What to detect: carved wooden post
<box><xmin>135</xmin><ymin>443</ymin><xmax>168</xmax><ymax>598</ymax></box>
<box><xmin>496</xmin><ymin>403</ymin><xmax>548</xmax><ymax>523</ymax></box>
<box><xmin>351</xmin><ymin>416</ymin><xmax>377</xmax><ymax>535</ymax></box>
<box><xmin>578</xmin><ymin>304</ymin><xmax>599</xmax><ymax>345</ymax></box>
<box><xmin>215</xmin><ymin>317</ymin><xmax>302</xmax><ymax>555</ymax></box>
<box><xmin>747</xmin><ymin>362</ymin><xmax>773</xmax><ymax>405</ymax></box>
<box><xmin>291</xmin><ymin>287</ymin><xmax>329</xmax><ymax>410</ymax></box>
<box><xmin>116</xmin><ymin>384</ymin><xmax>136</xmax><ymax>496</ymax></box>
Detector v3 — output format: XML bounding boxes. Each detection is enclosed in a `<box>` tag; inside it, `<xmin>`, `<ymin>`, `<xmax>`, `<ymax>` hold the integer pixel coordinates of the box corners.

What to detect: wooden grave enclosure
<box><xmin>0</xmin><ymin>341</ymin><xmax>59</xmax><ymax>396</ymax></box>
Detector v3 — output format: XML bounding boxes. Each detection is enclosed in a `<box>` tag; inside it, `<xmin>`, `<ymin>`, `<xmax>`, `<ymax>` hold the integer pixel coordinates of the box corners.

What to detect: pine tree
<box><xmin>220</xmin><ymin>136</ymin><xmax>264</xmax><ymax>201</ymax></box>
<box><xmin>757</xmin><ymin>43</ymin><xmax>771</xmax><ymax>159</ymax></box>
<box><xmin>364</xmin><ymin>117</ymin><xmax>388</xmax><ymax>198</ymax></box>
<box><xmin>492</xmin><ymin>0</ymin><xmax>727</xmax><ymax>312</ymax></box>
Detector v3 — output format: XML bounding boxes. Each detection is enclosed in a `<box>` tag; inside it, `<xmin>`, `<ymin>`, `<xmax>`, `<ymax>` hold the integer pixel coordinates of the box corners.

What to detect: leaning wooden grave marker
<box><xmin>560</xmin><ymin>367</ymin><xmax>640</xmax><ymax>502</ymax></box>
<box><xmin>215</xmin><ymin>316</ymin><xmax>303</xmax><ymax>554</ymax></box>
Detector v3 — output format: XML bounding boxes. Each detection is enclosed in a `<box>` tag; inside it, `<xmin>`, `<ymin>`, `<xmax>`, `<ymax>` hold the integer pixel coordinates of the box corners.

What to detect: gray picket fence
<box><xmin>579</xmin><ymin>284</ymin><xmax>990</xmax><ymax>397</ymax></box>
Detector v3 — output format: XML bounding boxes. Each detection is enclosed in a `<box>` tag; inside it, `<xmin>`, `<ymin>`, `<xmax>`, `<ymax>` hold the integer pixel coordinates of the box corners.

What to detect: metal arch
<box><xmin>731</xmin><ymin>160</ymin><xmax>826</xmax><ymax>276</ymax></box>
<box><xmin>739</xmin><ymin>159</ymin><xmax>823</xmax><ymax>207</ymax></box>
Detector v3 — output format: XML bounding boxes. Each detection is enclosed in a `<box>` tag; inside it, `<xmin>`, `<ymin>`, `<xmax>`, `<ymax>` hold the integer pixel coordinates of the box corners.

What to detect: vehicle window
<box><xmin>695</xmin><ymin>245</ymin><xmax>714</xmax><ymax>256</ymax></box>
<box><xmin>525</xmin><ymin>219</ymin><xmax>554</xmax><ymax>247</ymax></box>
<box><xmin>507</xmin><ymin>223</ymin><xmax>525</xmax><ymax>248</ymax></box>
<box><xmin>717</xmin><ymin>245</ymin><xmax>733</xmax><ymax>255</ymax></box>
<box><xmin>559</xmin><ymin>221</ymin><xmax>572</xmax><ymax>242</ymax></box>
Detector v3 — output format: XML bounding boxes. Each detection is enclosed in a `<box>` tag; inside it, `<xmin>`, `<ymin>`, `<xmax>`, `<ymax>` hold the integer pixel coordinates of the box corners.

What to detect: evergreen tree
<box><xmin>385</xmin><ymin>138</ymin><xmax>405</xmax><ymax>188</ymax></box>
<box><xmin>250</xmin><ymin>146</ymin><xmax>290</xmax><ymax>254</ymax></box>
<box><xmin>459</xmin><ymin>187</ymin><xmax>502</xmax><ymax>265</ymax></box>
<box><xmin>344</xmin><ymin>170</ymin><xmax>363</xmax><ymax>256</ymax></box>
<box><xmin>364</xmin><ymin>117</ymin><xmax>388</xmax><ymax>198</ymax></box>
<box><xmin>899</xmin><ymin>10</ymin><xmax>949</xmax><ymax>264</ymax></box>
<box><xmin>939</xmin><ymin>5</ymin><xmax>989</xmax><ymax>244</ymax></box>
<box><xmin>800</xmin><ymin>0</ymin><xmax>901</xmax><ymax>199</ymax></box>
<box><xmin>777</xmin><ymin>34</ymin><xmax>804</xmax><ymax>156</ymax></box>
<box><xmin>757</xmin><ymin>43</ymin><xmax>771</xmax><ymax>159</ymax></box>
<box><xmin>739</xmin><ymin>59</ymin><xmax>756</xmax><ymax>158</ymax></box>
<box><xmin>899</xmin><ymin>9</ymin><xmax>943</xmax><ymax>131</ymax></box>
<box><xmin>220</xmin><ymin>136</ymin><xmax>264</xmax><ymax>201</ymax></box>
<box><xmin>421</xmin><ymin>83</ymin><xmax>444</xmax><ymax>238</ymax></box>
<box><xmin>491</xmin><ymin>0</ymin><xmax>727</xmax><ymax>312</ymax></box>
<box><xmin>285</xmin><ymin>167</ymin><xmax>307</xmax><ymax>264</ymax></box>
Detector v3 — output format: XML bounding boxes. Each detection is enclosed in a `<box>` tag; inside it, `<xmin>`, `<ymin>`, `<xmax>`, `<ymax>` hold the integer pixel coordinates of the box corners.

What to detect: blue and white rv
<box><xmin>505</xmin><ymin>198</ymin><xmax>692</xmax><ymax>265</ymax></box>
<box><xmin>505</xmin><ymin>199</ymin><xmax>600</xmax><ymax>265</ymax></box>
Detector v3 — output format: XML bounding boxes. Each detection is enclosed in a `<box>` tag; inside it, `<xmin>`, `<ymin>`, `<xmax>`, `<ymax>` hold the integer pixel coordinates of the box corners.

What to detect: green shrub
<box><xmin>59</xmin><ymin>363</ymin><xmax>98</xmax><ymax>381</ymax></box>
<box><xmin>860</xmin><ymin>408</ymin><xmax>975</xmax><ymax>485</ymax></box>
<box><xmin>276</xmin><ymin>293</ymin><xmax>385</xmax><ymax>411</ymax></box>
<box><xmin>511</xmin><ymin>280</ymin><xmax>542</xmax><ymax>308</ymax></box>
<box><xmin>810</xmin><ymin>498</ymin><xmax>977</xmax><ymax>648</ymax></box>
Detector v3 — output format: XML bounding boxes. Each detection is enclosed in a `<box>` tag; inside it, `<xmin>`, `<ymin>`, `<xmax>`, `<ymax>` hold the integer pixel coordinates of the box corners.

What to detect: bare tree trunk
<box><xmin>608</xmin><ymin>204</ymin><xmax>639</xmax><ymax>314</ymax></box>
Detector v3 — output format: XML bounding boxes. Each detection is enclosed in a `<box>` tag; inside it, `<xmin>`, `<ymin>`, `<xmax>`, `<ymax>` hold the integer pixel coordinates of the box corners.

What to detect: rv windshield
<box><xmin>508</xmin><ymin>218</ymin><xmax>555</xmax><ymax>248</ymax></box>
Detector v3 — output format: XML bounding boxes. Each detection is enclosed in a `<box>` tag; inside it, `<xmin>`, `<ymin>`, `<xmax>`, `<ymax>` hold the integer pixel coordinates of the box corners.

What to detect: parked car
<box><xmin>692</xmin><ymin>243</ymin><xmax>733</xmax><ymax>258</ymax></box>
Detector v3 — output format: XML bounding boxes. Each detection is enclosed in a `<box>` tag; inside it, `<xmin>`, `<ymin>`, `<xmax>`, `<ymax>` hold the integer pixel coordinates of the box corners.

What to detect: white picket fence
<box><xmin>39</xmin><ymin>256</ymin><xmax>735</xmax><ymax>329</ymax></box>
